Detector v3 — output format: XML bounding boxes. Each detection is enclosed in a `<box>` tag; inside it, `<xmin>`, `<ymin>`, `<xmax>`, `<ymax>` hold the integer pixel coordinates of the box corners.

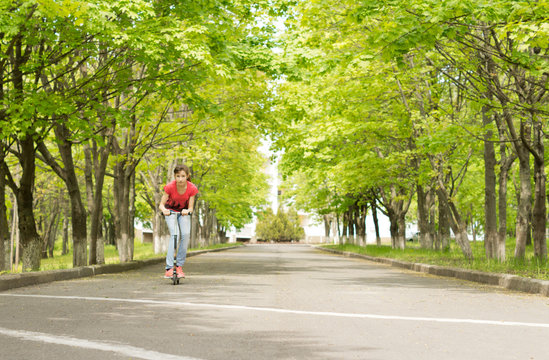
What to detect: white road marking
<box><xmin>0</xmin><ymin>326</ymin><xmax>202</xmax><ymax>360</ymax></box>
<box><xmin>2</xmin><ymin>293</ymin><xmax>549</xmax><ymax>329</ymax></box>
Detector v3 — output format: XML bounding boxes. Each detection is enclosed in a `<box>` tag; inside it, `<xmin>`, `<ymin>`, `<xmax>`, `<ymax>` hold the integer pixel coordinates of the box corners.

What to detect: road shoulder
<box><xmin>0</xmin><ymin>246</ymin><xmax>241</xmax><ymax>292</ymax></box>
<box><xmin>314</xmin><ymin>245</ymin><xmax>549</xmax><ymax>298</ymax></box>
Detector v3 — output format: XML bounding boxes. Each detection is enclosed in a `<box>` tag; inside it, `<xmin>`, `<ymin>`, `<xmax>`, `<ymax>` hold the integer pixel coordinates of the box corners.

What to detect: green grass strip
<box><xmin>324</xmin><ymin>239</ymin><xmax>549</xmax><ymax>281</ymax></box>
<box><xmin>2</xmin><ymin>242</ymin><xmax>243</xmax><ymax>274</ymax></box>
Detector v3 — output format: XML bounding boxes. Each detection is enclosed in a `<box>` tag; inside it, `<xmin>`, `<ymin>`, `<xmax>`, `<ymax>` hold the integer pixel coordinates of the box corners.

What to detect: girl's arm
<box><xmin>159</xmin><ymin>192</ymin><xmax>171</xmax><ymax>216</ymax></box>
<box><xmin>182</xmin><ymin>195</ymin><xmax>196</xmax><ymax>216</ymax></box>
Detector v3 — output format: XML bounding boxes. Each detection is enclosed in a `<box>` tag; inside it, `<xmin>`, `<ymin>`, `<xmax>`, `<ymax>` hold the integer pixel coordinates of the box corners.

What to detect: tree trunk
<box><xmin>36</xmin><ymin>124</ymin><xmax>88</xmax><ymax>267</ymax></box>
<box><xmin>211</xmin><ymin>209</ymin><xmax>219</xmax><ymax>244</ymax></box>
<box><xmin>335</xmin><ymin>213</ymin><xmax>338</xmax><ymax>245</ymax></box>
<box><xmin>437</xmin><ymin>186</ymin><xmax>451</xmax><ymax>251</ymax></box>
<box><xmin>427</xmin><ymin>189</ymin><xmax>436</xmax><ymax>248</ymax></box>
<box><xmin>18</xmin><ymin>201</ymin><xmax>41</xmax><ymax>271</ymax></box>
<box><xmin>84</xmin><ymin>144</ymin><xmax>94</xmax><ymax>254</ymax></box>
<box><xmin>513</xmin><ymin>121</ymin><xmax>532</xmax><ymax>259</ymax></box>
<box><xmin>526</xmin><ymin>216</ymin><xmax>532</xmax><ymax>246</ymax></box>
<box><xmin>129</xmin><ymin>170</ymin><xmax>136</xmax><ymax>250</ymax></box>
<box><xmin>531</xmin><ymin>120</ymin><xmax>547</xmax><ymax>260</ymax></box>
<box><xmin>11</xmin><ymin>199</ymin><xmax>20</xmax><ymax>270</ymax></box>
<box><xmin>348</xmin><ymin>207</ymin><xmax>356</xmax><ymax>245</ymax></box>
<box><xmin>417</xmin><ymin>184</ymin><xmax>433</xmax><ymax>249</ymax></box>
<box><xmin>66</xmin><ymin>181</ymin><xmax>88</xmax><ymax>266</ymax></box>
<box><xmin>105</xmin><ymin>211</ymin><xmax>116</xmax><ymax>246</ymax></box>
<box><xmin>8</xmin><ymin>136</ymin><xmax>41</xmax><ymax>271</ymax></box>
<box><xmin>379</xmin><ymin>184</ymin><xmax>412</xmax><ymax>250</ymax></box>
<box><xmin>323</xmin><ymin>214</ymin><xmax>331</xmax><ymax>238</ymax></box>
<box><xmin>153</xmin><ymin>201</ymin><xmax>168</xmax><ymax>254</ymax></box>
<box><xmin>388</xmin><ymin>209</ymin><xmax>398</xmax><ymax>249</ymax></box>
<box><xmin>5</xmin><ymin>39</ymin><xmax>41</xmax><ymax>271</ymax></box>
<box><xmin>357</xmin><ymin>204</ymin><xmax>367</xmax><ymax>246</ymax></box>
<box><xmin>348</xmin><ymin>207</ymin><xmax>355</xmax><ymax>245</ymax></box>
<box><xmin>48</xmin><ymin>217</ymin><xmax>58</xmax><ymax>258</ymax></box>
<box><xmin>191</xmin><ymin>201</ymin><xmax>200</xmax><ymax>248</ymax></box>
<box><xmin>478</xmin><ymin>33</ymin><xmax>499</xmax><ymax>259</ymax></box>
<box><xmin>371</xmin><ymin>199</ymin><xmax>381</xmax><ymax>246</ymax></box>
<box><xmin>41</xmin><ymin>211</ymin><xmax>59</xmax><ymax>258</ymax></box>
<box><xmin>354</xmin><ymin>205</ymin><xmax>360</xmax><ymax>245</ymax></box>
<box><xmin>139</xmin><ymin>164</ymin><xmax>169</xmax><ymax>254</ymax></box>
<box><xmin>482</xmin><ymin>106</ymin><xmax>498</xmax><ymax>259</ymax></box>
<box><xmin>340</xmin><ymin>212</ymin><xmax>346</xmax><ymax>244</ymax></box>
<box><xmin>218</xmin><ymin>224</ymin><xmax>227</xmax><ymax>244</ymax></box>
<box><xmin>497</xmin><ymin>104</ymin><xmax>531</xmax><ymax>260</ymax></box>
<box><xmin>96</xmin><ymin>216</ymin><xmax>105</xmax><ymax>264</ymax></box>
<box><xmin>495</xmin><ymin>115</ymin><xmax>515</xmax><ymax>261</ymax></box>
<box><xmin>397</xmin><ymin>213</ymin><xmax>406</xmax><ymax>250</ymax></box>
<box><xmin>56</xmin><ymin>125</ymin><xmax>88</xmax><ymax>266</ymax></box>
<box><xmin>0</xmin><ymin>156</ymin><xmax>8</xmax><ymax>271</ymax></box>
<box><xmin>387</xmin><ymin>210</ymin><xmax>406</xmax><ymax>250</ymax></box>
<box><xmin>111</xmin><ymin>111</ymin><xmax>139</xmax><ymax>263</ymax></box>
<box><xmin>496</xmin><ymin>158</ymin><xmax>511</xmax><ymax>261</ymax></box>
<box><xmin>202</xmin><ymin>201</ymin><xmax>211</xmax><ymax>247</ymax></box>
<box><xmin>0</xmin><ymin>153</ymin><xmax>8</xmax><ymax>271</ymax></box>
<box><xmin>113</xmin><ymin>159</ymin><xmax>133</xmax><ymax>262</ymax></box>
<box><xmin>340</xmin><ymin>210</ymin><xmax>348</xmax><ymax>244</ymax></box>
<box><xmin>18</xmin><ymin>180</ymin><xmax>41</xmax><ymax>268</ymax></box>
<box><xmin>62</xmin><ymin>204</ymin><xmax>70</xmax><ymax>256</ymax></box>
<box><xmin>330</xmin><ymin>214</ymin><xmax>339</xmax><ymax>244</ymax></box>
<box><xmin>347</xmin><ymin>209</ymin><xmax>353</xmax><ymax>244</ymax></box>
<box><xmin>0</xmin><ymin>64</ymin><xmax>7</xmax><ymax>272</ymax></box>
<box><xmin>437</xmin><ymin>185</ymin><xmax>473</xmax><ymax>260</ymax></box>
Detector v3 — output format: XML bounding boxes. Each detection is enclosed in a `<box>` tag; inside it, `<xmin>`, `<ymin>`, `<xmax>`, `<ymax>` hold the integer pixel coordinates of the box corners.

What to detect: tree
<box><xmin>272</xmin><ymin>0</ymin><xmax>549</xmax><ymax>262</ymax></box>
<box><xmin>0</xmin><ymin>2</ymin><xmax>48</xmax><ymax>271</ymax></box>
<box><xmin>0</xmin><ymin>149</ymin><xmax>8</xmax><ymax>271</ymax></box>
<box><xmin>0</xmin><ymin>0</ymin><xmax>286</xmax><ymax>271</ymax></box>
<box><xmin>272</xmin><ymin>1</ymin><xmax>421</xmax><ymax>250</ymax></box>
<box><xmin>256</xmin><ymin>207</ymin><xmax>305</xmax><ymax>242</ymax></box>
<box><xmin>367</xmin><ymin>0</ymin><xmax>549</xmax><ymax>260</ymax></box>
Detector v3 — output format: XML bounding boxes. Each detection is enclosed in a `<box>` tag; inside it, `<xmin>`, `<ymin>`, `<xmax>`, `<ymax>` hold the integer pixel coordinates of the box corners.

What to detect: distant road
<box><xmin>1</xmin><ymin>244</ymin><xmax>548</xmax><ymax>360</ymax></box>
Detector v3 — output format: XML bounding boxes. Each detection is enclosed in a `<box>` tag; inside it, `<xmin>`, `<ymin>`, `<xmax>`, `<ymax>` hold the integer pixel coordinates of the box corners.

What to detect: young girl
<box><xmin>159</xmin><ymin>164</ymin><xmax>198</xmax><ymax>279</ymax></box>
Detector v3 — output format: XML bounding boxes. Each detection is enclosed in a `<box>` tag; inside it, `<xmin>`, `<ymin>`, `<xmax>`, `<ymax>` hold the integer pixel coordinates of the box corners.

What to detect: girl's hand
<box><xmin>162</xmin><ymin>209</ymin><xmax>171</xmax><ymax>216</ymax></box>
<box><xmin>181</xmin><ymin>209</ymin><xmax>191</xmax><ymax>216</ymax></box>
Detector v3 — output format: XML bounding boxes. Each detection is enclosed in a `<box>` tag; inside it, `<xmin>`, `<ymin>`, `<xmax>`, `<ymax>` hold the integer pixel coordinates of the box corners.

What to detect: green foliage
<box><xmin>268</xmin><ymin>0</ymin><xmax>549</xmax><ymax>260</ymax></box>
<box><xmin>255</xmin><ymin>207</ymin><xmax>305</xmax><ymax>242</ymax></box>
<box><xmin>186</xmin><ymin>70</ymin><xmax>272</xmax><ymax>229</ymax></box>
<box><xmin>270</xmin><ymin>0</ymin><xmax>423</xmax><ymax>221</ymax></box>
<box><xmin>4</xmin><ymin>0</ymin><xmax>549</xmax><ymax>268</ymax></box>
<box><xmin>1</xmin><ymin>0</ymin><xmax>289</xmax><ymax>270</ymax></box>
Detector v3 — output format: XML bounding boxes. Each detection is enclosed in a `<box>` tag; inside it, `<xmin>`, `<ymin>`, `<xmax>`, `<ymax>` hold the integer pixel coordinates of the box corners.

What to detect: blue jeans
<box><xmin>165</xmin><ymin>212</ymin><xmax>191</xmax><ymax>269</ymax></box>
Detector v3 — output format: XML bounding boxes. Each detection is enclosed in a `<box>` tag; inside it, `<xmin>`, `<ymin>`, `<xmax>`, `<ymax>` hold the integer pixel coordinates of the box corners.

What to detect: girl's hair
<box><xmin>174</xmin><ymin>164</ymin><xmax>191</xmax><ymax>181</ymax></box>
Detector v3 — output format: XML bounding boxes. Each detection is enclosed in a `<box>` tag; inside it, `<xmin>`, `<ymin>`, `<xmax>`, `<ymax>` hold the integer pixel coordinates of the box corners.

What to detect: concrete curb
<box><xmin>314</xmin><ymin>246</ymin><xmax>549</xmax><ymax>297</ymax></box>
<box><xmin>0</xmin><ymin>245</ymin><xmax>242</xmax><ymax>292</ymax></box>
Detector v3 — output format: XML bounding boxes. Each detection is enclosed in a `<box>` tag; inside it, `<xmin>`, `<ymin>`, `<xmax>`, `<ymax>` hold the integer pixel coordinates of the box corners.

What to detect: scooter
<box><xmin>171</xmin><ymin>232</ymin><xmax>179</xmax><ymax>285</ymax></box>
<box><xmin>167</xmin><ymin>211</ymin><xmax>181</xmax><ymax>285</ymax></box>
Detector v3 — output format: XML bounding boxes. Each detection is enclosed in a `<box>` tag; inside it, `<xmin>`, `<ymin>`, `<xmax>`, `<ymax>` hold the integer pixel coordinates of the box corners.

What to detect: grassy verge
<box><xmin>2</xmin><ymin>241</ymin><xmax>242</xmax><ymax>274</ymax></box>
<box><xmin>323</xmin><ymin>239</ymin><xmax>549</xmax><ymax>281</ymax></box>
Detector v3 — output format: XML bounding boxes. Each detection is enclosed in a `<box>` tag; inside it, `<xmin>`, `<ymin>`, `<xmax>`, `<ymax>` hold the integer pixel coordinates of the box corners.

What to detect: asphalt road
<box><xmin>1</xmin><ymin>244</ymin><xmax>549</xmax><ymax>360</ymax></box>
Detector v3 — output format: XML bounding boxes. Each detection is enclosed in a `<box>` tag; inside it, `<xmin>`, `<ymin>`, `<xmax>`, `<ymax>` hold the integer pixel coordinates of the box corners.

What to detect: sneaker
<box><xmin>176</xmin><ymin>266</ymin><xmax>185</xmax><ymax>278</ymax></box>
<box><xmin>164</xmin><ymin>268</ymin><xmax>174</xmax><ymax>278</ymax></box>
